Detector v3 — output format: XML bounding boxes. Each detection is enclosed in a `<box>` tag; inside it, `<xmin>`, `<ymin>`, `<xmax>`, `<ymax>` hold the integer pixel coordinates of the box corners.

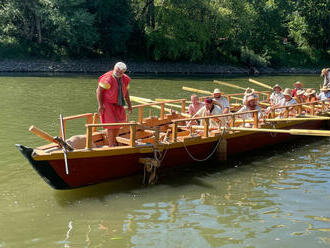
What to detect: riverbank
<box><xmin>0</xmin><ymin>58</ymin><xmax>321</xmax><ymax>75</ymax></box>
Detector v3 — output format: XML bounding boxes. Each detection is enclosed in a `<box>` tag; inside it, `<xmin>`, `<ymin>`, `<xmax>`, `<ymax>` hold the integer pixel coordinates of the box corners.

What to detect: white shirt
<box><xmin>236</xmin><ymin>105</ymin><xmax>263</xmax><ymax>120</ymax></box>
<box><xmin>318</xmin><ymin>91</ymin><xmax>330</xmax><ymax>100</ymax></box>
<box><xmin>279</xmin><ymin>97</ymin><xmax>297</xmax><ymax>106</ymax></box>
<box><xmin>270</xmin><ymin>92</ymin><xmax>284</xmax><ymax>105</ymax></box>
<box><xmin>196</xmin><ymin>105</ymin><xmax>223</xmax><ymax>127</ymax></box>
<box><xmin>213</xmin><ymin>96</ymin><xmax>230</xmax><ymax>110</ymax></box>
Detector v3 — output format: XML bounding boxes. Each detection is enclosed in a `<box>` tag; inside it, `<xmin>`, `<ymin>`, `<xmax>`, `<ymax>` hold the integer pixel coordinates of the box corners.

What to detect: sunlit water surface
<box><xmin>0</xmin><ymin>74</ymin><xmax>329</xmax><ymax>248</ymax></box>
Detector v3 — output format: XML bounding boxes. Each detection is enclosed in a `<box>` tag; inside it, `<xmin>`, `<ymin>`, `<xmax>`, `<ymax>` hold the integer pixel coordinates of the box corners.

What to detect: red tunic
<box><xmin>98</xmin><ymin>71</ymin><xmax>130</xmax><ymax>129</ymax></box>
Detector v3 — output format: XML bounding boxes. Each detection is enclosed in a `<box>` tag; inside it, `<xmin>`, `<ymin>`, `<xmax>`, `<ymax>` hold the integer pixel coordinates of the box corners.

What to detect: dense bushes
<box><xmin>0</xmin><ymin>0</ymin><xmax>328</xmax><ymax>67</ymax></box>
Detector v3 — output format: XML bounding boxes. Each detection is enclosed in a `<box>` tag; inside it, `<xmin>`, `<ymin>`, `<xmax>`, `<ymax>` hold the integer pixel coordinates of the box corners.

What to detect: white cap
<box><xmin>213</xmin><ymin>88</ymin><xmax>222</xmax><ymax>94</ymax></box>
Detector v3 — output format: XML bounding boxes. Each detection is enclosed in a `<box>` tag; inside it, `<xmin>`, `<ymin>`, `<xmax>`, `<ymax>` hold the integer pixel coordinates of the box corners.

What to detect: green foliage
<box><xmin>0</xmin><ymin>0</ymin><xmax>328</xmax><ymax>66</ymax></box>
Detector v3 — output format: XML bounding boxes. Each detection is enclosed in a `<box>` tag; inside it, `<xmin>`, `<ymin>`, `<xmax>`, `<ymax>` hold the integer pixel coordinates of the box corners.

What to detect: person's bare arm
<box><xmin>125</xmin><ymin>90</ymin><xmax>132</xmax><ymax>114</ymax></box>
<box><xmin>96</xmin><ymin>86</ymin><xmax>104</xmax><ymax>114</ymax></box>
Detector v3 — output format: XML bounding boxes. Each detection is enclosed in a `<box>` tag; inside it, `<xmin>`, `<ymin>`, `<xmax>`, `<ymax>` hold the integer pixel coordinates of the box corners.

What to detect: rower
<box><xmin>269</xmin><ymin>84</ymin><xmax>284</xmax><ymax>107</ymax></box>
<box><xmin>212</xmin><ymin>88</ymin><xmax>230</xmax><ymax>114</ymax></box>
<box><xmin>236</xmin><ymin>95</ymin><xmax>263</xmax><ymax>127</ymax></box>
<box><xmin>278</xmin><ymin>88</ymin><xmax>297</xmax><ymax>116</ymax></box>
<box><xmin>188</xmin><ymin>94</ymin><xmax>204</xmax><ymax>116</ymax></box>
<box><xmin>242</xmin><ymin>87</ymin><xmax>258</xmax><ymax>105</ymax></box>
<box><xmin>292</xmin><ymin>81</ymin><xmax>304</xmax><ymax>97</ymax></box>
<box><xmin>318</xmin><ymin>86</ymin><xmax>330</xmax><ymax>100</ymax></box>
<box><xmin>191</xmin><ymin>97</ymin><xmax>223</xmax><ymax>128</ymax></box>
<box><xmin>304</xmin><ymin>88</ymin><xmax>317</xmax><ymax>103</ymax></box>
<box><xmin>294</xmin><ymin>89</ymin><xmax>306</xmax><ymax>103</ymax></box>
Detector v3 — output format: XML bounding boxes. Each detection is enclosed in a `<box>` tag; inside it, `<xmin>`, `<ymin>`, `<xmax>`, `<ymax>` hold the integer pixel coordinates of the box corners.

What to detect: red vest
<box><xmin>98</xmin><ymin>70</ymin><xmax>130</xmax><ymax>104</ymax></box>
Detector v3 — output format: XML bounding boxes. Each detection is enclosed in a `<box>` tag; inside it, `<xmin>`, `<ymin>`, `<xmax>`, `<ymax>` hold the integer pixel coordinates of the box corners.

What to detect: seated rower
<box><xmin>192</xmin><ymin>97</ymin><xmax>223</xmax><ymax>128</ymax></box>
<box><xmin>318</xmin><ymin>86</ymin><xmax>330</xmax><ymax>100</ymax></box>
<box><xmin>292</xmin><ymin>81</ymin><xmax>304</xmax><ymax>97</ymax></box>
<box><xmin>278</xmin><ymin>88</ymin><xmax>297</xmax><ymax>116</ymax></box>
<box><xmin>188</xmin><ymin>94</ymin><xmax>204</xmax><ymax>116</ymax></box>
<box><xmin>269</xmin><ymin>84</ymin><xmax>284</xmax><ymax>107</ymax></box>
<box><xmin>236</xmin><ymin>95</ymin><xmax>263</xmax><ymax>126</ymax></box>
<box><xmin>294</xmin><ymin>89</ymin><xmax>306</xmax><ymax>103</ymax></box>
<box><xmin>304</xmin><ymin>88</ymin><xmax>317</xmax><ymax>103</ymax></box>
<box><xmin>243</xmin><ymin>87</ymin><xmax>258</xmax><ymax>105</ymax></box>
<box><xmin>213</xmin><ymin>88</ymin><xmax>230</xmax><ymax>114</ymax></box>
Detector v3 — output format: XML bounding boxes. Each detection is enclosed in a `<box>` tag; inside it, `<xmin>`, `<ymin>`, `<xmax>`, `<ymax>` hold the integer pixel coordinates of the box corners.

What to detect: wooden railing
<box><xmin>130</xmin><ymin>98</ymin><xmax>187</xmax><ymax>122</ymax></box>
<box><xmin>60</xmin><ymin>113</ymin><xmax>98</xmax><ymax>139</ymax></box>
<box><xmin>172</xmin><ymin>110</ymin><xmax>260</xmax><ymax>141</ymax></box>
<box><xmin>84</xmin><ymin>122</ymin><xmax>161</xmax><ymax>149</ymax></box>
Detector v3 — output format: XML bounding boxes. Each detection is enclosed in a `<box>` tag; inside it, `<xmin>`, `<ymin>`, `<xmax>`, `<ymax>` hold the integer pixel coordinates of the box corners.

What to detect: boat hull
<box><xmin>17</xmin><ymin>119</ymin><xmax>329</xmax><ymax>189</ymax></box>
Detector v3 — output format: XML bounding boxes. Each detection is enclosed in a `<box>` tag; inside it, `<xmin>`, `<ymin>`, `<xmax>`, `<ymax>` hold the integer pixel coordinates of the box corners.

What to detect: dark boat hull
<box><xmin>17</xmin><ymin>119</ymin><xmax>329</xmax><ymax>189</ymax></box>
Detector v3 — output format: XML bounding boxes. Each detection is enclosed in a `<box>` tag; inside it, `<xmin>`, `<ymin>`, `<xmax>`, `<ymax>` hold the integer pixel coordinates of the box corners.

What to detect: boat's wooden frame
<box><xmin>16</xmin><ymin>98</ymin><xmax>330</xmax><ymax>189</ymax></box>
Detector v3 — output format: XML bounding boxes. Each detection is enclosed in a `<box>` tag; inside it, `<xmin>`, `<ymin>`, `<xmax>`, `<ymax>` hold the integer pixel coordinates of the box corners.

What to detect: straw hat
<box><xmin>213</xmin><ymin>88</ymin><xmax>222</xmax><ymax>94</ymax></box>
<box><xmin>304</xmin><ymin>88</ymin><xmax>316</xmax><ymax>96</ymax></box>
<box><xmin>244</xmin><ymin>87</ymin><xmax>255</xmax><ymax>96</ymax></box>
<box><xmin>283</xmin><ymin>88</ymin><xmax>292</xmax><ymax>96</ymax></box>
<box><xmin>293</xmin><ymin>81</ymin><xmax>303</xmax><ymax>87</ymax></box>
<box><xmin>272</xmin><ymin>84</ymin><xmax>282</xmax><ymax>91</ymax></box>
<box><xmin>320</xmin><ymin>86</ymin><xmax>330</xmax><ymax>91</ymax></box>
<box><xmin>296</xmin><ymin>89</ymin><xmax>305</xmax><ymax>96</ymax></box>
<box><xmin>321</xmin><ymin>68</ymin><xmax>329</xmax><ymax>76</ymax></box>
<box><xmin>246</xmin><ymin>95</ymin><xmax>256</xmax><ymax>102</ymax></box>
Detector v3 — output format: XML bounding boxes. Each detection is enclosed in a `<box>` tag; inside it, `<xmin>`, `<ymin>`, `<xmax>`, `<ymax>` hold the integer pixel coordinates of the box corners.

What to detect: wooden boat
<box><xmin>16</xmin><ymin>98</ymin><xmax>330</xmax><ymax>190</ymax></box>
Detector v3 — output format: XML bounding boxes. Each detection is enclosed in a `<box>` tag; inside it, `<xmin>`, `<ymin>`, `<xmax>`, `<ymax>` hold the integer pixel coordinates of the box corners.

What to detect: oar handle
<box><xmin>289</xmin><ymin>129</ymin><xmax>330</xmax><ymax>137</ymax></box>
<box><xmin>29</xmin><ymin>125</ymin><xmax>57</xmax><ymax>143</ymax></box>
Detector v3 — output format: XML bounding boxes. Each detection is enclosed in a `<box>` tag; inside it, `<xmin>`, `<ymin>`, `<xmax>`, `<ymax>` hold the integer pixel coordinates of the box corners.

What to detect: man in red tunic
<box><xmin>96</xmin><ymin>62</ymin><xmax>132</xmax><ymax>147</ymax></box>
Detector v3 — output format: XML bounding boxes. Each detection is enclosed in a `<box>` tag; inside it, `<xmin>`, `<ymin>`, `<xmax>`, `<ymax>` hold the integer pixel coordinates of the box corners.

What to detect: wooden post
<box><xmin>216</xmin><ymin>138</ymin><xmax>227</xmax><ymax>161</ymax></box>
<box><xmin>92</xmin><ymin>113</ymin><xmax>98</xmax><ymax>132</ymax></box>
<box><xmin>285</xmin><ymin>107</ymin><xmax>289</xmax><ymax>118</ymax></box>
<box><xmin>271</xmin><ymin>108</ymin><xmax>275</xmax><ymax>119</ymax></box>
<box><xmin>86</xmin><ymin>114</ymin><xmax>93</xmax><ymax>125</ymax></box>
<box><xmin>230</xmin><ymin>114</ymin><xmax>235</xmax><ymax>127</ymax></box>
<box><xmin>85</xmin><ymin>126</ymin><xmax>93</xmax><ymax>149</ymax></box>
<box><xmin>171</xmin><ymin>122</ymin><xmax>177</xmax><ymax>142</ymax></box>
<box><xmin>311</xmin><ymin>102</ymin><xmax>315</xmax><ymax>115</ymax></box>
<box><xmin>203</xmin><ymin>118</ymin><xmax>209</xmax><ymax>137</ymax></box>
<box><xmin>321</xmin><ymin>101</ymin><xmax>325</xmax><ymax>112</ymax></box>
<box><xmin>149</xmin><ymin>109</ymin><xmax>152</xmax><ymax>117</ymax></box>
<box><xmin>138</xmin><ymin>106</ymin><xmax>144</xmax><ymax>123</ymax></box>
<box><xmin>253</xmin><ymin>111</ymin><xmax>259</xmax><ymax>128</ymax></box>
<box><xmin>160</xmin><ymin>103</ymin><xmax>165</xmax><ymax>120</ymax></box>
<box><xmin>129</xmin><ymin>123</ymin><xmax>136</xmax><ymax>147</ymax></box>
<box><xmin>297</xmin><ymin>105</ymin><xmax>302</xmax><ymax>115</ymax></box>
<box><xmin>181</xmin><ymin>100</ymin><xmax>186</xmax><ymax>114</ymax></box>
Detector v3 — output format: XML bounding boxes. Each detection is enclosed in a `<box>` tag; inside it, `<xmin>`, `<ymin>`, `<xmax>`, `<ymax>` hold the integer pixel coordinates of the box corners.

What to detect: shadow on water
<box><xmin>53</xmin><ymin>136</ymin><xmax>327</xmax><ymax>206</ymax></box>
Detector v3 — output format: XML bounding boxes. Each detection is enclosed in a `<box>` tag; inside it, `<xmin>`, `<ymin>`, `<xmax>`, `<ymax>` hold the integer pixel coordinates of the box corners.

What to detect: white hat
<box><xmin>244</xmin><ymin>87</ymin><xmax>255</xmax><ymax>96</ymax></box>
<box><xmin>246</xmin><ymin>95</ymin><xmax>256</xmax><ymax>102</ymax></box>
<box><xmin>293</xmin><ymin>81</ymin><xmax>303</xmax><ymax>87</ymax></box>
<box><xmin>273</xmin><ymin>84</ymin><xmax>282</xmax><ymax>90</ymax></box>
<box><xmin>283</xmin><ymin>88</ymin><xmax>292</xmax><ymax>96</ymax></box>
<box><xmin>320</xmin><ymin>86</ymin><xmax>330</xmax><ymax>91</ymax></box>
<box><xmin>213</xmin><ymin>88</ymin><xmax>222</xmax><ymax>94</ymax></box>
<box><xmin>304</xmin><ymin>88</ymin><xmax>316</xmax><ymax>96</ymax></box>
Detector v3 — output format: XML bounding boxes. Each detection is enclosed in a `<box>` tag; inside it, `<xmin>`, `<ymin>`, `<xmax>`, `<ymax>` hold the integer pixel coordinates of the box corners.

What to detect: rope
<box><xmin>182</xmin><ymin>128</ymin><xmax>227</xmax><ymax>162</ymax></box>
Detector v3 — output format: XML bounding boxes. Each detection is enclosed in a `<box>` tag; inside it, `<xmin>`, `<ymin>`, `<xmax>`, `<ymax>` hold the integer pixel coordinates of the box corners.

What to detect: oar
<box><xmin>214</xmin><ymin>80</ymin><xmax>245</xmax><ymax>90</ymax></box>
<box><xmin>154</xmin><ymin>99</ymin><xmax>188</xmax><ymax>110</ymax></box>
<box><xmin>180</xmin><ymin>125</ymin><xmax>330</xmax><ymax>137</ymax></box>
<box><xmin>248</xmin><ymin>78</ymin><xmax>272</xmax><ymax>90</ymax></box>
<box><xmin>264</xmin><ymin>116</ymin><xmax>330</xmax><ymax>122</ymax></box>
<box><xmin>182</xmin><ymin>86</ymin><xmax>212</xmax><ymax>95</ymax></box>
<box><xmin>156</xmin><ymin>98</ymin><xmax>192</xmax><ymax>104</ymax></box>
<box><xmin>131</xmin><ymin>96</ymin><xmax>190</xmax><ymax>117</ymax></box>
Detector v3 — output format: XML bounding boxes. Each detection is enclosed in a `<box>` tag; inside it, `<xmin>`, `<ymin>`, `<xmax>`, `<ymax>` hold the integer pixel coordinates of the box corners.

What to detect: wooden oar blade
<box><xmin>248</xmin><ymin>78</ymin><xmax>272</xmax><ymax>89</ymax></box>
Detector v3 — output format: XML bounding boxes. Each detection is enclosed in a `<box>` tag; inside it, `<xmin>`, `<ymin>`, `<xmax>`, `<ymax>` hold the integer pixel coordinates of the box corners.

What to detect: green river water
<box><xmin>0</xmin><ymin>74</ymin><xmax>329</xmax><ymax>248</ymax></box>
